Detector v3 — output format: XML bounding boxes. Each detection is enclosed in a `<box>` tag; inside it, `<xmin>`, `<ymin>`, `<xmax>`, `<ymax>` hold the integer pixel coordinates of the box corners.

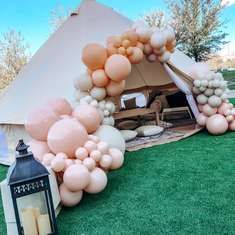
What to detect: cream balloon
<box><xmin>74</xmin><ymin>73</ymin><xmax>93</xmax><ymax>91</ymax></box>
<box><xmin>208</xmin><ymin>95</ymin><xmax>222</xmax><ymax>108</ymax></box>
<box><xmin>84</xmin><ymin>167</ymin><xmax>107</xmax><ymax>194</ymax></box>
<box><xmin>90</xmin><ymin>87</ymin><xmax>107</xmax><ymax>101</ymax></box>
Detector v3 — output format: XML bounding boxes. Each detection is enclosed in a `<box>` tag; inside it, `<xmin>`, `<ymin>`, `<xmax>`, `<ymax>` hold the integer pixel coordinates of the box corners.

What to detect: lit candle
<box><xmin>37</xmin><ymin>214</ymin><xmax>51</xmax><ymax>235</ymax></box>
<box><xmin>21</xmin><ymin>208</ymin><xmax>38</xmax><ymax>235</ymax></box>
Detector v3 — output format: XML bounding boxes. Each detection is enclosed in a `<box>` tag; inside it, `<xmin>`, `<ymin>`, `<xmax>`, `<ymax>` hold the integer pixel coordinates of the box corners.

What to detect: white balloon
<box><xmin>158</xmin><ymin>51</ymin><xmax>171</xmax><ymax>62</ymax></box>
<box><xmin>196</xmin><ymin>94</ymin><xmax>208</xmax><ymax>105</ymax></box>
<box><xmin>192</xmin><ymin>86</ymin><xmax>201</xmax><ymax>95</ymax></box>
<box><xmin>208</xmin><ymin>95</ymin><xmax>222</xmax><ymax>108</ymax></box>
<box><xmin>204</xmin><ymin>88</ymin><xmax>214</xmax><ymax>97</ymax></box>
<box><xmin>194</xmin><ymin>80</ymin><xmax>201</xmax><ymax>88</ymax></box>
<box><xmin>94</xmin><ymin>125</ymin><xmax>125</xmax><ymax>153</ymax></box>
<box><xmin>74</xmin><ymin>73</ymin><xmax>93</xmax><ymax>91</ymax></box>
<box><xmin>214</xmin><ymin>88</ymin><xmax>224</xmax><ymax>97</ymax></box>
<box><xmin>90</xmin><ymin>87</ymin><xmax>106</xmax><ymax>101</ymax></box>
<box><xmin>102</xmin><ymin>116</ymin><xmax>115</xmax><ymax>126</ymax></box>
<box><xmin>150</xmin><ymin>32</ymin><xmax>167</xmax><ymax>49</ymax></box>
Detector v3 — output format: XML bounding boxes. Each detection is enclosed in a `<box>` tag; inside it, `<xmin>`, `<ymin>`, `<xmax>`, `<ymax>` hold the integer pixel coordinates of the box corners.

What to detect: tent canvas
<box><xmin>0</xmin><ymin>0</ymin><xmax>198</xmax><ymax>163</ymax></box>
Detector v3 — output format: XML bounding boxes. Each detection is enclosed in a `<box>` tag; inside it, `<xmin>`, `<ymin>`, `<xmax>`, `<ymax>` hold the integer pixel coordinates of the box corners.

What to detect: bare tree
<box><xmin>143</xmin><ymin>10</ymin><xmax>167</xmax><ymax>28</ymax></box>
<box><xmin>0</xmin><ymin>30</ymin><xmax>30</xmax><ymax>92</ymax></box>
<box><xmin>50</xmin><ymin>5</ymin><xmax>71</xmax><ymax>32</ymax></box>
<box><xmin>144</xmin><ymin>0</ymin><xmax>228</xmax><ymax>61</ymax></box>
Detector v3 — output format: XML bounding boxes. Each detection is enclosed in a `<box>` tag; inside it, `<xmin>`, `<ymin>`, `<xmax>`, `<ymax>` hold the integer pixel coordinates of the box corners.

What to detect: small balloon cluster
<box><xmin>74</xmin><ymin>21</ymin><xmax>176</xmax><ymax>105</ymax></box>
<box><xmin>25</xmin><ymin>98</ymin><xmax>125</xmax><ymax>207</ymax></box>
<box><xmin>190</xmin><ymin>63</ymin><xmax>235</xmax><ymax>135</ymax></box>
<box><xmin>74</xmin><ymin>83</ymin><xmax>116</xmax><ymax>126</ymax></box>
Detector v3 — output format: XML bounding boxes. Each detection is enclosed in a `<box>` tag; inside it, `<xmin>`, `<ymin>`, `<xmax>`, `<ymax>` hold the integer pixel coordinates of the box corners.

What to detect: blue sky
<box><xmin>0</xmin><ymin>0</ymin><xmax>234</xmax><ymax>55</ymax></box>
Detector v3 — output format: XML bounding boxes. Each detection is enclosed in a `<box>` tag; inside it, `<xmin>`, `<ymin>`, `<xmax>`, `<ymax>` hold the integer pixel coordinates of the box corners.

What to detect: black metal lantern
<box><xmin>7</xmin><ymin>140</ymin><xmax>58</xmax><ymax>235</ymax></box>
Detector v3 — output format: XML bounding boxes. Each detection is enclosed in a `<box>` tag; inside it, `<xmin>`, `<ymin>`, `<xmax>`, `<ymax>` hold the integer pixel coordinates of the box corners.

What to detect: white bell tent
<box><xmin>0</xmin><ymin>0</ymin><xmax>198</xmax><ymax>162</ymax></box>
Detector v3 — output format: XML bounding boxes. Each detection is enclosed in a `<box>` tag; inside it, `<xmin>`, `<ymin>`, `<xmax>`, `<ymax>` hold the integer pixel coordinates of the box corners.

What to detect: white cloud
<box><xmin>221</xmin><ymin>0</ymin><xmax>235</xmax><ymax>7</ymax></box>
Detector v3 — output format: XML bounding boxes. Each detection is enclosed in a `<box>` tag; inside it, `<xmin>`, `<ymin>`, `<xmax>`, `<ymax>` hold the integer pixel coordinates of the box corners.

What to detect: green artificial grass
<box><xmin>1</xmin><ymin>131</ymin><xmax>235</xmax><ymax>235</ymax></box>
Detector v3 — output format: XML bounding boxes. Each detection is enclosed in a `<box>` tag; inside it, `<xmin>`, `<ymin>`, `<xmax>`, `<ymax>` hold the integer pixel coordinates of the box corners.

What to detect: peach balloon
<box><xmin>143</xmin><ymin>43</ymin><xmax>153</xmax><ymax>55</ymax></box>
<box><xmin>106</xmin><ymin>80</ymin><xmax>126</xmax><ymax>97</ymax></box>
<box><xmin>118</xmin><ymin>47</ymin><xmax>126</xmax><ymax>56</ymax></box>
<box><xmin>59</xmin><ymin>183</ymin><xmax>83</xmax><ymax>207</ymax></box>
<box><xmin>82</xmin><ymin>43</ymin><xmax>107</xmax><ymax>71</ymax></box>
<box><xmin>83</xmin><ymin>158</ymin><xmax>96</xmax><ymax>171</ymax></box>
<box><xmin>63</xmin><ymin>164</ymin><xmax>90</xmax><ymax>191</ymax></box>
<box><xmin>97</xmin><ymin>141</ymin><xmax>109</xmax><ymax>154</ymax></box>
<box><xmin>122</xmin><ymin>39</ymin><xmax>131</xmax><ymax>48</ymax></box>
<box><xmin>64</xmin><ymin>159</ymin><xmax>74</xmax><ymax>169</ymax></box>
<box><xmin>107</xmin><ymin>36</ymin><xmax>122</xmax><ymax>47</ymax></box>
<box><xmin>109</xmin><ymin>148</ymin><xmax>124</xmax><ymax>170</ymax></box>
<box><xmin>56</xmin><ymin>152</ymin><xmax>68</xmax><ymax>159</ymax></box>
<box><xmin>75</xmin><ymin>147</ymin><xmax>88</xmax><ymax>160</ymax></box>
<box><xmin>122</xmin><ymin>31</ymin><xmax>138</xmax><ymax>46</ymax></box>
<box><xmin>126</xmin><ymin>47</ymin><xmax>134</xmax><ymax>56</ymax></box>
<box><xmin>90</xmin><ymin>150</ymin><xmax>102</xmax><ymax>162</ymax></box>
<box><xmin>128</xmin><ymin>47</ymin><xmax>144</xmax><ymax>64</ymax></box>
<box><xmin>74</xmin><ymin>159</ymin><xmax>82</xmax><ymax>164</ymax></box>
<box><xmin>42</xmin><ymin>153</ymin><xmax>55</xmax><ymax>166</ymax></box>
<box><xmin>104</xmin><ymin>54</ymin><xmax>131</xmax><ymax>82</ymax></box>
<box><xmin>198</xmin><ymin>104</ymin><xmax>203</xmax><ymax>112</ymax></box>
<box><xmin>202</xmin><ymin>104</ymin><xmax>217</xmax><ymax>117</ymax></box>
<box><xmin>100</xmin><ymin>154</ymin><xmax>112</xmax><ymax>169</ymax></box>
<box><xmin>229</xmin><ymin>120</ymin><xmax>235</xmax><ymax>131</ymax></box>
<box><xmin>136</xmin><ymin>42</ymin><xmax>144</xmax><ymax>51</ymax></box>
<box><xmin>206</xmin><ymin>114</ymin><xmax>228</xmax><ymax>135</ymax></box>
<box><xmin>46</xmin><ymin>98</ymin><xmax>72</xmax><ymax>116</ymax></box>
<box><xmin>51</xmin><ymin>156</ymin><xmax>65</xmax><ymax>172</ymax></box>
<box><xmin>84</xmin><ymin>167</ymin><xmax>107</xmax><ymax>194</ymax></box>
<box><xmin>25</xmin><ymin>107</ymin><xmax>59</xmax><ymax>141</ymax></box>
<box><xmin>196</xmin><ymin>113</ymin><xmax>208</xmax><ymax>127</ymax></box>
<box><xmin>107</xmin><ymin>45</ymin><xmax>118</xmax><ymax>56</ymax></box>
<box><xmin>91</xmin><ymin>69</ymin><xmax>109</xmax><ymax>87</ymax></box>
<box><xmin>226</xmin><ymin>115</ymin><xmax>234</xmax><ymax>122</ymax></box>
<box><xmin>84</xmin><ymin>141</ymin><xmax>97</xmax><ymax>153</ymax></box>
<box><xmin>218</xmin><ymin>102</ymin><xmax>232</xmax><ymax>115</ymax></box>
<box><xmin>147</xmin><ymin>54</ymin><xmax>157</xmax><ymax>62</ymax></box>
<box><xmin>28</xmin><ymin>140</ymin><xmax>50</xmax><ymax>161</ymax></box>
<box><xmin>72</xmin><ymin>104</ymin><xmax>101</xmax><ymax>133</ymax></box>
<box><xmin>47</xmin><ymin>118</ymin><xmax>88</xmax><ymax>156</ymax></box>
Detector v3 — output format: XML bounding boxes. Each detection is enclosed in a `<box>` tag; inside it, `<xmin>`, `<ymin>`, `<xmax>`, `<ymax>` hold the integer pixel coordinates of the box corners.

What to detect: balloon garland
<box><xmin>25</xmin><ymin>98</ymin><xmax>125</xmax><ymax>207</ymax></box>
<box><xmin>73</xmin><ymin>21</ymin><xmax>177</xmax><ymax>126</ymax></box>
<box><xmin>190</xmin><ymin>62</ymin><xmax>235</xmax><ymax>134</ymax></box>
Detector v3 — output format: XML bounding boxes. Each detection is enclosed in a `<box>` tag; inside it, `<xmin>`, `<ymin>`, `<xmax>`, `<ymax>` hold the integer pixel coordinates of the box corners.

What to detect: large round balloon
<box><xmin>46</xmin><ymin>98</ymin><xmax>72</xmax><ymax>116</ymax></box>
<box><xmin>28</xmin><ymin>140</ymin><xmax>50</xmax><ymax>161</ymax></box>
<box><xmin>84</xmin><ymin>167</ymin><xmax>107</xmax><ymax>194</ymax></box>
<box><xmin>206</xmin><ymin>114</ymin><xmax>228</xmax><ymax>135</ymax></box>
<box><xmin>25</xmin><ymin>107</ymin><xmax>59</xmax><ymax>141</ymax></box>
<box><xmin>47</xmin><ymin>118</ymin><xmax>88</xmax><ymax>156</ymax></box>
<box><xmin>72</xmin><ymin>104</ymin><xmax>101</xmax><ymax>133</ymax></box>
<box><xmin>63</xmin><ymin>164</ymin><xmax>90</xmax><ymax>191</ymax></box>
<box><xmin>94</xmin><ymin>125</ymin><xmax>126</xmax><ymax>153</ymax></box>
<box><xmin>82</xmin><ymin>43</ymin><xmax>107</xmax><ymax>71</ymax></box>
<box><xmin>106</xmin><ymin>80</ymin><xmax>126</xmax><ymax>97</ymax></box>
<box><xmin>59</xmin><ymin>183</ymin><xmax>83</xmax><ymax>207</ymax></box>
<box><xmin>104</xmin><ymin>54</ymin><xmax>131</xmax><ymax>82</ymax></box>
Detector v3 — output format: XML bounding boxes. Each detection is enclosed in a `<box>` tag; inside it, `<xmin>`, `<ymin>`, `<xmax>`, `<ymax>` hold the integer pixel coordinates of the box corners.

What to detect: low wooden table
<box><xmin>114</xmin><ymin>108</ymin><xmax>159</xmax><ymax>125</ymax></box>
<box><xmin>161</xmin><ymin>106</ymin><xmax>193</xmax><ymax>121</ymax></box>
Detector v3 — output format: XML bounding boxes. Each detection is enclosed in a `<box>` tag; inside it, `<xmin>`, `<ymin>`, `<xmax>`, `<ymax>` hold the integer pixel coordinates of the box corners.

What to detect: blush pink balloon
<box><xmin>109</xmin><ymin>148</ymin><xmax>124</xmax><ymax>170</ymax></box>
<box><xmin>47</xmin><ymin>118</ymin><xmax>88</xmax><ymax>157</ymax></box>
<box><xmin>90</xmin><ymin>150</ymin><xmax>102</xmax><ymax>162</ymax></box>
<box><xmin>51</xmin><ymin>156</ymin><xmax>65</xmax><ymax>172</ymax></box>
<box><xmin>197</xmin><ymin>104</ymin><xmax>203</xmax><ymax>112</ymax></box>
<box><xmin>42</xmin><ymin>153</ymin><xmax>55</xmax><ymax>166</ymax></box>
<box><xmin>28</xmin><ymin>140</ymin><xmax>50</xmax><ymax>161</ymax></box>
<box><xmin>218</xmin><ymin>103</ymin><xmax>232</xmax><ymax>115</ymax></box>
<box><xmin>84</xmin><ymin>167</ymin><xmax>107</xmax><ymax>194</ymax></box>
<box><xmin>64</xmin><ymin>159</ymin><xmax>74</xmax><ymax>169</ymax></box>
<box><xmin>46</xmin><ymin>98</ymin><xmax>72</xmax><ymax>116</ymax></box>
<box><xmin>72</xmin><ymin>105</ymin><xmax>101</xmax><ymax>134</ymax></box>
<box><xmin>88</xmin><ymin>135</ymin><xmax>100</xmax><ymax>143</ymax></box>
<box><xmin>84</xmin><ymin>141</ymin><xmax>97</xmax><ymax>153</ymax></box>
<box><xmin>59</xmin><ymin>183</ymin><xmax>83</xmax><ymax>207</ymax></box>
<box><xmin>100</xmin><ymin>154</ymin><xmax>112</xmax><ymax>169</ymax></box>
<box><xmin>202</xmin><ymin>104</ymin><xmax>217</xmax><ymax>117</ymax></box>
<box><xmin>206</xmin><ymin>114</ymin><xmax>228</xmax><ymax>135</ymax></box>
<box><xmin>106</xmin><ymin>80</ymin><xmax>126</xmax><ymax>97</ymax></box>
<box><xmin>25</xmin><ymin>107</ymin><xmax>59</xmax><ymax>141</ymax></box>
<box><xmin>75</xmin><ymin>147</ymin><xmax>88</xmax><ymax>160</ymax></box>
<box><xmin>196</xmin><ymin>113</ymin><xmax>208</xmax><ymax>127</ymax></box>
<box><xmin>63</xmin><ymin>164</ymin><xmax>90</xmax><ymax>191</ymax></box>
<box><xmin>97</xmin><ymin>141</ymin><xmax>109</xmax><ymax>154</ymax></box>
<box><xmin>83</xmin><ymin>158</ymin><xmax>96</xmax><ymax>171</ymax></box>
